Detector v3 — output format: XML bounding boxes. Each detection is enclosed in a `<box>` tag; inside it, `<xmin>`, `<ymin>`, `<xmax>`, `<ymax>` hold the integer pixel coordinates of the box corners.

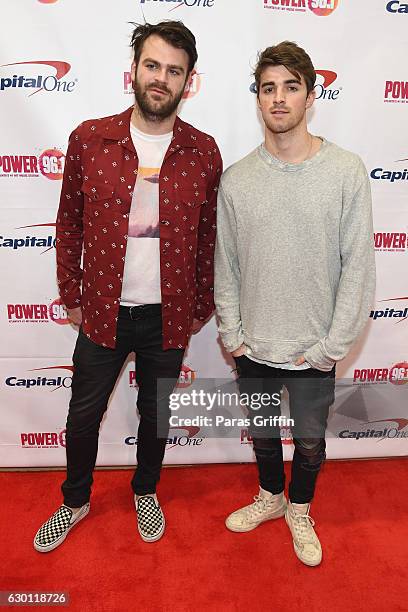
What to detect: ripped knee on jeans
<box><xmin>293</xmin><ymin>438</ymin><xmax>326</xmax><ymax>471</ymax></box>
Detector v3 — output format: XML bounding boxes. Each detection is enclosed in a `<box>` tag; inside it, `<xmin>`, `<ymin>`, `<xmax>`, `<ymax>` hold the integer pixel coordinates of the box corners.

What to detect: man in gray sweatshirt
<box><xmin>214</xmin><ymin>41</ymin><xmax>375</xmax><ymax>567</ymax></box>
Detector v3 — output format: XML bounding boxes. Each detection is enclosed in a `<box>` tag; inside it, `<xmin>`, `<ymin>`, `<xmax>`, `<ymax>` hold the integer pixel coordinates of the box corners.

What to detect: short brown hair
<box><xmin>254</xmin><ymin>41</ymin><xmax>316</xmax><ymax>95</ymax></box>
<box><xmin>130</xmin><ymin>20</ymin><xmax>198</xmax><ymax>74</ymax></box>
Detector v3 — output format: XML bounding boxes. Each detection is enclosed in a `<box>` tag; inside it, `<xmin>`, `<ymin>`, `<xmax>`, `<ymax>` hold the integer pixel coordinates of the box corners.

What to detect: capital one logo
<box><xmin>6</xmin><ymin>365</ymin><xmax>74</xmax><ymax>391</ymax></box>
<box><xmin>0</xmin><ymin>223</ymin><xmax>56</xmax><ymax>254</ymax></box>
<box><xmin>139</xmin><ymin>0</ymin><xmax>215</xmax><ymax>9</ymax></box>
<box><xmin>314</xmin><ymin>70</ymin><xmax>341</xmax><ymax>100</ymax></box>
<box><xmin>370</xmin><ymin>157</ymin><xmax>408</xmax><ymax>183</ymax></box>
<box><xmin>370</xmin><ymin>296</ymin><xmax>408</xmax><ymax>323</ymax></box>
<box><xmin>0</xmin><ymin>61</ymin><xmax>77</xmax><ymax>96</ymax></box>
<box><xmin>263</xmin><ymin>0</ymin><xmax>339</xmax><ymax>15</ymax></box>
<box><xmin>339</xmin><ymin>418</ymin><xmax>408</xmax><ymax>441</ymax></box>
<box><xmin>125</xmin><ymin>425</ymin><xmax>204</xmax><ymax>449</ymax></box>
<box><xmin>386</xmin><ymin>1</ymin><xmax>408</xmax><ymax>13</ymax></box>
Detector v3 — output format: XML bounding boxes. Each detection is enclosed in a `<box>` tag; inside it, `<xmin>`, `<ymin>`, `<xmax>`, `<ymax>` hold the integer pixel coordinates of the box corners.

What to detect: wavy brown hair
<box><xmin>254</xmin><ymin>41</ymin><xmax>316</xmax><ymax>95</ymax></box>
<box><xmin>130</xmin><ymin>20</ymin><xmax>198</xmax><ymax>73</ymax></box>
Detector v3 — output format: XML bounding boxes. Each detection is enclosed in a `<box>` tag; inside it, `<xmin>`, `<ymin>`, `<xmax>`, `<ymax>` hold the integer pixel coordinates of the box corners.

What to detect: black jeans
<box><xmin>61</xmin><ymin>305</ymin><xmax>184</xmax><ymax>507</ymax></box>
<box><xmin>234</xmin><ymin>355</ymin><xmax>335</xmax><ymax>504</ymax></box>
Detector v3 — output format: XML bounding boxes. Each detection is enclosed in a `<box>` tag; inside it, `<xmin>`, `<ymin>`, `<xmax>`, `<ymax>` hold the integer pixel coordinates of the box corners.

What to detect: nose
<box><xmin>272</xmin><ymin>86</ymin><xmax>286</xmax><ymax>105</ymax></box>
<box><xmin>156</xmin><ymin>67</ymin><xmax>168</xmax><ymax>85</ymax></box>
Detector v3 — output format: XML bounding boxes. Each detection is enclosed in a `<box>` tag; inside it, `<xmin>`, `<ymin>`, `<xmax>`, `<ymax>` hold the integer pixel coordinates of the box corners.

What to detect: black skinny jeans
<box><xmin>234</xmin><ymin>355</ymin><xmax>335</xmax><ymax>504</ymax></box>
<box><xmin>61</xmin><ymin>306</ymin><xmax>184</xmax><ymax>507</ymax></box>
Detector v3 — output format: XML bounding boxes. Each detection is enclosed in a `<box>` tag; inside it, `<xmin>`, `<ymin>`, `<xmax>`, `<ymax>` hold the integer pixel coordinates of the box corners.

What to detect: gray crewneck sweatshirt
<box><xmin>214</xmin><ymin>139</ymin><xmax>376</xmax><ymax>372</ymax></box>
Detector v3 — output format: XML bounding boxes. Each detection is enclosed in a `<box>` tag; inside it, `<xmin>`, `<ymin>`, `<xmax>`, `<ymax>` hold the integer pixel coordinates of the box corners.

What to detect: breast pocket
<box><xmin>179</xmin><ymin>187</ymin><xmax>206</xmax><ymax>234</ymax></box>
<box><xmin>81</xmin><ymin>181</ymin><xmax>117</xmax><ymax>225</ymax></box>
<box><xmin>180</xmin><ymin>186</ymin><xmax>206</xmax><ymax>209</ymax></box>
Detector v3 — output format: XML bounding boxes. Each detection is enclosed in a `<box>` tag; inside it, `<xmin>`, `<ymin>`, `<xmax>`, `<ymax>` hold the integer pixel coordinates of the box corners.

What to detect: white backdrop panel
<box><xmin>1</xmin><ymin>0</ymin><xmax>407</xmax><ymax>467</ymax></box>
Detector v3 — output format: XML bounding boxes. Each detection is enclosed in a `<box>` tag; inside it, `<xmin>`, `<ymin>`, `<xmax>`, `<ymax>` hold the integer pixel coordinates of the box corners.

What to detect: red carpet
<box><xmin>1</xmin><ymin>459</ymin><xmax>407</xmax><ymax>612</ymax></box>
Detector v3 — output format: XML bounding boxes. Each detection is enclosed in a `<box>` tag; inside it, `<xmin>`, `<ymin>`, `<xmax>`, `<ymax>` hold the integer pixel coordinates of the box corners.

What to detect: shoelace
<box><xmin>244</xmin><ymin>495</ymin><xmax>273</xmax><ymax>519</ymax></box>
<box><xmin>291</xmin><ymin>511</ymin><xmax>317</xmax><ymax>543</ymax></box>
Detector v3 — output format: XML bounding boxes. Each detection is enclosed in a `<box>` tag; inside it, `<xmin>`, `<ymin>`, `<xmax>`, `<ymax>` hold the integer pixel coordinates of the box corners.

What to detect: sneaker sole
<box><xmin>33</xmin><ymin>504</ymin><xmax>90</xmax><ymax>553</ymax></box>
<box><xmin>284</xmin><ymin>513</ymin><xmax>322</xmax><ymax>567</ymax></box>
<box><xmin>225</xmin><ymin>504</ymin><xmax>287</xmax><ymax>533</ymax></box>
<box><xmin>137</xmin><ymin>516</ymin><xmax>166</xmax><ymax>543</ymax></box>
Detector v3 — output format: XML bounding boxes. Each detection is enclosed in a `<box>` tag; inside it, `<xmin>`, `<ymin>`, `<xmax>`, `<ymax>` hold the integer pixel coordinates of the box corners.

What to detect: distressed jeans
<box><xmin>234</xmin><ymin>355</ymin><xmax>335</xmax><ymax>503</ymax></box>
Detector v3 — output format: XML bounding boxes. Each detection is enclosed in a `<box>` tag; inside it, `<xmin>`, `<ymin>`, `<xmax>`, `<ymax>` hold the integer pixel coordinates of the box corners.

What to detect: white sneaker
<box><xmin>285</xmin><ymin>501</ymin><xmax>322</xmax><ymax>566</ymax></box>
<box><xmin>226</xmin><ymin>488</ymin><xmax>287</xmax><ymax>533</ymax></box>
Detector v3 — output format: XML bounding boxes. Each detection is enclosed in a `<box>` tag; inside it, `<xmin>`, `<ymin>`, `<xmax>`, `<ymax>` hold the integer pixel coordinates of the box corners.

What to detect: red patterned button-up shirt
<box><xmin>56</xmin><ymin>106</ymin><xmax>222</xmax><ymax>349</ymax></box>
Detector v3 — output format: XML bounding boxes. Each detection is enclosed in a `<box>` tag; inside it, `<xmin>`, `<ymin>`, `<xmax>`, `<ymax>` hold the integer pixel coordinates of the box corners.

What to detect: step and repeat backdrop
<box><xmin>1</xmin><ymin>0</ymin><xmax>407</xmax><ymax>468</ymax></box>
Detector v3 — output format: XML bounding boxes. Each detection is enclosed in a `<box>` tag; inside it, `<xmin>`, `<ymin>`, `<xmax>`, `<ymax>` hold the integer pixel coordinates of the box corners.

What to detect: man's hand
<box><xmin>231</xmin><ymin>344</ymin><xmax>246</xmax><ymax>358</ymax></box>
<box><xmin>191</xmin><ymin>318</ymin><xmax>204</xmax><ymax>334</ymax></box>
<box><xmin>294</xmin><ymin>356</ymin><xmax>306</xmax><ymax>366</ymax></box>
<box><xmin>67</xmin><ymin>306</ymin><xmax>82</xmax><ymax>327</ymax></box>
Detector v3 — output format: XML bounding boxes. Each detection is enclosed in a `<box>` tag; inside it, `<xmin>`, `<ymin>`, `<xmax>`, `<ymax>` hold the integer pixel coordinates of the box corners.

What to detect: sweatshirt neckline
<box><xmin>258</xmin><ymin>137</ymin><xmax>329</xmax><ymax>172</ymax></box>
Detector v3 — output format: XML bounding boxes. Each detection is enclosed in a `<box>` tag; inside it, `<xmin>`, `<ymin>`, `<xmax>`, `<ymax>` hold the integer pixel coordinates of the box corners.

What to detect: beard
<box><xmin>264</xmin><ymin>109</ymin><xmax>306</xmax><ymax>135</ymax></box>
<box><xmin>133</xmin><ymin>78</ymin><xmax>186</xmax><ymax>122</ymax></box>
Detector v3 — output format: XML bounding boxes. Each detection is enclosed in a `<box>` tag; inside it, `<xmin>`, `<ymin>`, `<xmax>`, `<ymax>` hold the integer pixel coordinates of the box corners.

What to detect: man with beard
<box><xmin>34</xmin><ymin>21</ymin><xmax>222</xmax><ymax>552</ymax></box>
<box><xmin>214</xmin><ymin>41</ymin><xmax>375</xmax><ymax>566</ymax></box>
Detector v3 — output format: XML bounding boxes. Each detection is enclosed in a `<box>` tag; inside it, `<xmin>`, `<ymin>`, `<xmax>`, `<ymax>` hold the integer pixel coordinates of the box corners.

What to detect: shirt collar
<box><xmin>96</xmin><ymin>106</ymin><xmax>198</xmax><ymax>152</ymax></box>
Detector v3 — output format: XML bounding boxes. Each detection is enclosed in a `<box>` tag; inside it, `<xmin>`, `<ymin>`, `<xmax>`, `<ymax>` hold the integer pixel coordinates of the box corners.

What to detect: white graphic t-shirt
<box><xmin>120</xmin><ymin>125</ymin><xmax>172</xmax><ymax>306</ymax></box>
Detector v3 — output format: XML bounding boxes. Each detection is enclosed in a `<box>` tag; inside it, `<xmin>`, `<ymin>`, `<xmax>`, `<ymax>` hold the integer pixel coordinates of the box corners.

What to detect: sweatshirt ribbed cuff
<box><xmin>219</xmin><ymin>328</ymin><xmax>244</xmax><ymax>354</ymax></box>
<box><xmin>303</xmin><ymin>340</ymin><xmax>336</xmax><ymax>372</ymax></box>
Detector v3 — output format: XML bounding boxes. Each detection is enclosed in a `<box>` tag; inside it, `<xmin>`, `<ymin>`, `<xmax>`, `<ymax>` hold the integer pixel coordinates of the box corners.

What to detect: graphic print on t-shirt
<box><xmin>128</xmin><ymin>166</ymin><xmax>160</xmax><ymax>238</ymax></box>
<box><xmin>121</xmin><ymin>125</ymin><xmax>172</xmax><ymax>306</ymax></box>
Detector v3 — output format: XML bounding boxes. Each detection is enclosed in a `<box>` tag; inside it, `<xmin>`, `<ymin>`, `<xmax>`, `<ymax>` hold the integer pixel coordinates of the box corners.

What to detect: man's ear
<box><xmin>131</xmin><ymin>60</ymin><xmax>136</xmax><ymax>84</ymax></box>
<box><xmin>306</xmin><ymin>88</ymin><xmax>316</xmax><ymax>109</ymax></box>
<box><xmin>184</xmin><ymin>69</ymin><xmax>195</xmax><ymax>94</ymax></box>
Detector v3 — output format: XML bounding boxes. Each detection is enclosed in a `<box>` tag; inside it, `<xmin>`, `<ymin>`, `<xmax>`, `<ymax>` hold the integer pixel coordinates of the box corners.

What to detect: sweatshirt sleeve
<box><xmin>194</xmin><ymin>139</ymin><xmax>223</xmax><ymax>322</ymax></box>
<box><xmin>304</xmin><ymin>158</ymin><xmax>376</xmax><ymax>371</ymax></box>
<box><xmin>214</xmin><ymin>180</ymin><xmax>244</xmax><ymax>353</ymax></box>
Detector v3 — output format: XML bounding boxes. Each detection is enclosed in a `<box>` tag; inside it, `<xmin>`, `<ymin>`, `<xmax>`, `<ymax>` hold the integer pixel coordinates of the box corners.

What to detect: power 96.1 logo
<box><xmin>39</xmin><ymin>148</ymin><xmax>65</xmax><ymax>180</ymax></box>
<box><xmin>0</xmin><ymin>148</ymin><xmax>65</xmax><ymax>180</ymax></box>
<box><xmin>308</xmin><ymin>0</ymin><xmax>338</xmax><ymax>15</ymax></box>
<box><xmin>48</xmin><ymin>298</ymin><xmax>70</xmax><ymax>325</ymax></box>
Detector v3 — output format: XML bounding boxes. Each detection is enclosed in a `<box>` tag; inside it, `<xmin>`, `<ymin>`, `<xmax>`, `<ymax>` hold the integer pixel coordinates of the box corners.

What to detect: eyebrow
<box><xmin>143</xmin><ymin>58</ymin><xmax>186</xmax><ymax>73</ymax></box>
<box><xmin>261</xmin><ymin>79</ymin><xmax>302</xmax><ymax>88</ymax></box>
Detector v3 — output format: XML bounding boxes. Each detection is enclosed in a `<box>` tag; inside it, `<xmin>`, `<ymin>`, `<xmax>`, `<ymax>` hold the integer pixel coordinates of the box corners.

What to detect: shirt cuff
<box><xmin>219</xmin><ymin>328</ymin><xmax>244</xmax><ymax>353</ymax></box>
<box><xmin>303</xmin><ymin>340</ymin><xmax>336</xmax><ymax>372</ymax></box>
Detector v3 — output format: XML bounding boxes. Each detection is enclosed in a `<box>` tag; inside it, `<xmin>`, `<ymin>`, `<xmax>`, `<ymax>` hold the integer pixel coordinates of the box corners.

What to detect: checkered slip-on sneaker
<box><xmin>34</xmin><ymin>503</ymin><xmax>90</xmax><ymax>553</ymax></box>
<box><xmin>135</xmin><ymin>494</ymin><xmax>165</xmax><ymax>542</ymax></box>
